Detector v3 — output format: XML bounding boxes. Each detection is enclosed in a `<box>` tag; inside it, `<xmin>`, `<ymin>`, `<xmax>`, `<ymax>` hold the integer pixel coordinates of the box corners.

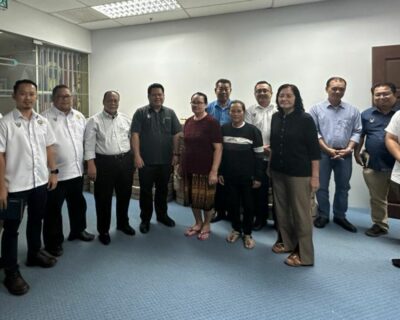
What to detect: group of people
<box><xmin>0</xmin><ymin>76</ymin><xmax>399</xmax><ymax>297</ymax></box>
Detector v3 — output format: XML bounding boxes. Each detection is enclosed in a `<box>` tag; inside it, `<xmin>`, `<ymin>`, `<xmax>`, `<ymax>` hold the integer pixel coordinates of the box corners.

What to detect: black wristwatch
<box><xmin>50</xmin><ymin>169</ymin><xmax>59</xmax><ymax>175</ymax></box>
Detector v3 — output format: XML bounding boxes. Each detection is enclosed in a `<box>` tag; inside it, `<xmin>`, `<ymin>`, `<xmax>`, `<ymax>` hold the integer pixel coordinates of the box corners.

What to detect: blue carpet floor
<box><xmin>1</xmin><ymin>193</ymin><xmax>400</xmax><ymax>320</ymax></box>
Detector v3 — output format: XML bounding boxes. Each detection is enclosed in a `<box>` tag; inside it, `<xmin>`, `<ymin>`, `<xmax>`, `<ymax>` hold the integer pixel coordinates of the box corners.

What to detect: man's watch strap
<box><xmin>50</xmin><ymin>169</ymin><xmax>59</xmax><ymax>175</ymax></box>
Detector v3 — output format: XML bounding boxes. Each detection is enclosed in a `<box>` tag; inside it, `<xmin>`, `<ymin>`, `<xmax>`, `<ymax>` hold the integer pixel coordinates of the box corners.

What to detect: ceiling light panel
<box><xmin>92</xmin><ymin>0</ymin><xmax>181</xmax><ymax>18</ymax></box>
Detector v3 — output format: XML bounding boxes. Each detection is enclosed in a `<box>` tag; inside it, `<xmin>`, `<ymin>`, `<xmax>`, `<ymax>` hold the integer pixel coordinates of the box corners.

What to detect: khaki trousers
<box><xmin>363</xmin><ymin>168</ymin><xmax>391</xmax><ymax>230</ymax></box>
<box><xmin>271</xmin><ymin>171</ymin><xmax>314</xmax><ymax>265</ymax></box>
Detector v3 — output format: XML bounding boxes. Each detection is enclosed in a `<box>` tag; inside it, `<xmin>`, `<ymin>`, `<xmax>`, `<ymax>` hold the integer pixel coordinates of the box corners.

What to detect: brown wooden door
<box><xmin>372</xmin><ymin>44</ymin><xmax>400</xmax><ymax>218</ymax></box>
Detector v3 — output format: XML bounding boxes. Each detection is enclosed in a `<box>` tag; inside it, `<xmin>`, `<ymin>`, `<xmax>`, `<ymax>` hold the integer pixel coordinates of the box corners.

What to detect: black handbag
<box><xmin>0</xmin><ymin>198</ymin><xmax>24</xmax><ymax>220</ymax></box>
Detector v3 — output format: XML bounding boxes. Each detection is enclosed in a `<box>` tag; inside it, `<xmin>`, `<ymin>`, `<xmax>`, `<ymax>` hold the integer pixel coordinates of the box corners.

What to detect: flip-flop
<box><xmin>197</xmin><ymin>230</ymin><xmax>210</xmax><ymax>241</ymax></box>
<box><xmin>184</xmin><ymin>227</ymin><xmax>200</xmax><ymax>237</ymax></box>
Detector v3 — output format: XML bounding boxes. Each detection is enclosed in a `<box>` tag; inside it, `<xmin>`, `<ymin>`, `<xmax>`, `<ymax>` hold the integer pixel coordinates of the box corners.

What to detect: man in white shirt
<box><xmin>85</xmin><ymin>91</ymin><xmax>135</xmax><ymax>245</ymax></box>
<box><xmin>0</xmin><ymin>80</ymin><xmax>58</xmax><ymax>295</ymax></box>
<box><xmin>245</xmin><ymin>81</ymin><xmax>277</xmax><ymax>231</ymax></box>
<box><xmin>41</xmin><ymin>85</ymin><xmax>94</xmax><ymax>257</ymax></box>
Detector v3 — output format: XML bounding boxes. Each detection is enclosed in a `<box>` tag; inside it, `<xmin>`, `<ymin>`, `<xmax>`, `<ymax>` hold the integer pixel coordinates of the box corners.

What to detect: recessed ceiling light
<box><xmin>92</xmin><ymin>0</ymin><xmax>181</xmax><ymax>19</ymax></box>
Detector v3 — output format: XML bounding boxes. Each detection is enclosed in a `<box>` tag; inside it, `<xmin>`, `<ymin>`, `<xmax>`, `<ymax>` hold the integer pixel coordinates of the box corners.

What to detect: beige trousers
<box><xmin>363</xmin><ymin>168</ymin><xmax>391</xmax><ymax>230</ymax></box>
<box><xmin>271</xmin><ymin>170</ymin><xmax>314</xmax><ymax>265</ymax></box>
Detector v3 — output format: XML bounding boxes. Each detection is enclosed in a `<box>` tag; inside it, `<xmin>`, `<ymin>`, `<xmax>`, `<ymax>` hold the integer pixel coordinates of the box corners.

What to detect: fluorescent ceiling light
<box><xmin>92</xmin><ymin>0</ymin><xmax>181</xmax><ymax>18</ymax></box>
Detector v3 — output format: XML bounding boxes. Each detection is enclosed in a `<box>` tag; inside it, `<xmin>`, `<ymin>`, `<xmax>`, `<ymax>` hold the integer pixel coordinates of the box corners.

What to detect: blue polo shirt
<box><xmin>206</xmin><ymin>99</ymin><xmax>231</xmax><ymax>126</ymax></box>
<box><xmin>361</xmin><ymin>106</ymin><xmax>399</xmax><ymax>171</ymax></box>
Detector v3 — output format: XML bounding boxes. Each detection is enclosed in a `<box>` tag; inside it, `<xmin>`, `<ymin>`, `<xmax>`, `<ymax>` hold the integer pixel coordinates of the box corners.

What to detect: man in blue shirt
<box><xmin>207</xmin><ymin>79</ymin><xmax>232</xmax><ymax>222</ymax></box>
<box><xmin>354</xmin><ymin>82</ymin><xmax>398</xmax><ymax>237</ymax></box>
<box><xmin>309</xmin><ymin>77</ymin><xmax>362</xmax><ymax>232</ymax></box>
<box><xmin>206</xmin><ymin>79</ymin><xmax>232</xmax><ymax>126</ymax></box>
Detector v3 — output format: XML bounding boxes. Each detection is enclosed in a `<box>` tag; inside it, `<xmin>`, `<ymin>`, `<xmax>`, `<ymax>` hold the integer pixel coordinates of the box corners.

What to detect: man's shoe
<box><xmin>68</xmin><ymin>230</ymin><xmax>95</xmax><ymax>242</ymax></box>
<box><xmin>45</xmin><ymin>245</ymin><xmax>64</xmax><ymax>257</ymax></box>
<box><xmin>333</xmin><ymin>217</ymin><xmax>357</xmax><ymax>233</ymax></box>
<box><xmin>157</xmin><ymin>215</ymin><xmax>175</xmax><ymax>227</ymax></box>
<box><xmin>4</xmin><ymin>270</ymin><xmax>30</xmax><ymax>296</ymax></box>
<box><xmin>253</xmin><ymin>220</ymin><xmax>266</xmax><ymax>231</ymax></box>
<box><xmin>26</xmin><ymin>250</ymin><xmax>57</xmax><ymax>268</ymax></box>
<box><xmin>313</xmin><ymin>216</ymin><xmax>329</xmax><ymax>228</ymax></box>
<box><xmin>392</xmin><ymin>258</ymin><xmax>400</xmax><ymax>268</ymax></box>
<box><xmin>365</xmin><ymin>224</ymin><xmax>388</xmax><ymax>237</ymax></box>
<box><xmin>98</xmin><ymin>233</ymin><xmax>111</xmax><ymax>245</ymax></box>
<box><xmin>117</xmin><ymin>224</ymin><xmax>136</xmax><ymax>236</ymax></box>
<box><xmin>139</xmin><ymin>222</ymin><xmax>150</xmax><ymax>234</ymax></box>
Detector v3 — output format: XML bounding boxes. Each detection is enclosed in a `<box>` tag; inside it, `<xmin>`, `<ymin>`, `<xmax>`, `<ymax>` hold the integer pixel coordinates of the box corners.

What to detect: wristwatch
<box><xmin>50</xmin><ymin>169</ymin><xmax>59</xmax><ymax>175</ymax></box>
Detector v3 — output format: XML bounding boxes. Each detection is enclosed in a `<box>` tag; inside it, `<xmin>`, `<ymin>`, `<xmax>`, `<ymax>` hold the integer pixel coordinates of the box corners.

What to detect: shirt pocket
<box><xmin>337</xmin><ymin>119</ymin><xmax>351</xmax><ymax>130</ymax></box>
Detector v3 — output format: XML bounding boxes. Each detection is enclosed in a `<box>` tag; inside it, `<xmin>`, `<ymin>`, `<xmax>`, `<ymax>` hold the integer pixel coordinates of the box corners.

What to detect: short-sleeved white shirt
<box><xmin>0</xmin><ymin>108</ymin><xmax>56</xmax><ymax>192</ymax></box>
<box><xmin>41</xmin><ymin>106</ymin><xmax>86</xmax><ymax>182</ymax></box>
<box><xmin>84</xmin><ymin>111</ymin><xmax>131</xmax><ymax>160</ymax></box>
<box><xmin>385</xmin><ymin>111</ymin><xmax>400</xmax><ymax>184</ymax></box>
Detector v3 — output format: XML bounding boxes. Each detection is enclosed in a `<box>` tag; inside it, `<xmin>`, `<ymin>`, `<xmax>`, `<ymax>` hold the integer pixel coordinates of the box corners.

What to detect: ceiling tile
<box><xmin>53</xmin><ymin>7</ymin><xmax>108</xmax><ymax>24</ymax></box>
<box><xmin>178</xmin><ymin>0</ymin><xmax>248</xmax><ymax>9</ymax></box>
<box><xmin>15</xmin><ymin>0</ymin><xmax>85</xmax><ymax>13</ymax></box>
<box><xmin>79</xmin><ymin>19</ymin><xmax>124</xmax><ymax>30</ymax></box>
<box><xmin>116</xmin><ymin>9</ymin><xmax>189</xmax><ymax>26</ymax></box>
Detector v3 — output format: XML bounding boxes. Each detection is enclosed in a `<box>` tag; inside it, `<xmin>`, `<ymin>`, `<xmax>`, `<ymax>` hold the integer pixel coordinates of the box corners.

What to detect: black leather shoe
<box><xmin>139</xmin><ymin>222</ymin><xmax>150</xmax><ymax>234</ymax></box>
<box><xmin>117</xmin><ymin>224</ymin><xmax>136</xmax><ymax>236</ymax></box>
<box><xmin>68</xmin><ymin>230</ymin><xmax>95</xmax><ymax>242</ymax></box>
<box><xmin>253</xmin><ymin>220</ymin><xmax>266</xmax><ymax>231</ymax></box>
<box><xmin>98</xmin><ymin>233</ymin><xmax>111</xmax><ymax>245</ymax></box>
<box><xmin>4</xmin><ymin>270</ymin><xmax>30</xmax><ymax>296</ymax></box>
<box><xmin>392</xmin><ymin>258</ymin><xmax>400</xmax><ymax>268</ymax></box>
<box><xmin>314</xmin><ymin>216</ymin><xmax>329</xmax><ymax>228</ymax></box>
<box><xmin>26</xmin><ymin>250</ymin><xmax>57</xmax><ymax>268</ymax></box>
<box><xmin>365</xmin><ymin>224</ymin><xmax>388</xmax><ymax>237</ymax></box>
<box><xmin>45</xmin><ymin>245</ymin><xmax>64</xmax><ymax>257</ymax></box>
<box><xmin>157</xmin><ymin>215</ymin><xmax>175</xmax><ymax>227</ymax></box>
<box><xmin>333</xmin><ymin>217</ymin><xmax>357</xmax><ymax>233</ymax></box>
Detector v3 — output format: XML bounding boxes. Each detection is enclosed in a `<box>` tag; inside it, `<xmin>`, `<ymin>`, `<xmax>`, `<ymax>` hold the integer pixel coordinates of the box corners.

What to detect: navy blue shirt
<box><xmin>361</xmin><ymin>106</ymin><xmax>399</xmax><ymax>171</ymax></box>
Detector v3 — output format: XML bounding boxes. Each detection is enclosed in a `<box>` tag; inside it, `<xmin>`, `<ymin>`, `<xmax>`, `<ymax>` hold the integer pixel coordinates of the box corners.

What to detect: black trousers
<box><xmin>138</xmin><ymin>164</ymin><xmax>171</xmax><ymax>223</ymax></box>
<box><xmin>214</xmin><ymin>183</ymin><xmax>229</xmax><ymax>218</ymax></box>
<box><xmin>226</xmin><ymin>178</ymin><xmax>254</xmax><ymax>235</ymax></box>
<box><xmin>43</xmin><ymin>176</ymin><xmax>87</xmax><ymax>249</ymax></box>
<box><xmin>94</xmin><ymin>152</ymin><xmax>134</xmax><ymax>235</ymax></box>
<box><xmin>1</xmin><ymin>185</ymin><xmax>47</xmax><ymax>272</ymax></box>
<box><xmin>253</xmin><ymin>161</ymin><xmax>270</xmax><ymax>223</ymax></box>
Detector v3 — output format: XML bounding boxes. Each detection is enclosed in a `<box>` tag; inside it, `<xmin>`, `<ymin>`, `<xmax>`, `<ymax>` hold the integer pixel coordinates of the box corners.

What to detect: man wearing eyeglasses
<box><xmin>354</xmin><ymin>83</ymin><xmax>399</xmax><ymax>237</ymax></box>
<box><xmin>41</xmin><ymin>85</ymin><xmax>95</xmax><ymax>257</ymax></box>
<box><xmin>245</xmin><ymin>81</ymin><xmax>277</xmax><ymax>231</ymax></box>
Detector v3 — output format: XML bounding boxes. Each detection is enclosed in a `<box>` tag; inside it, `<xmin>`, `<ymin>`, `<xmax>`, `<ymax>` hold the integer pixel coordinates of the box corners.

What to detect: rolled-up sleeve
<box><xmin>350</xmin><ymin>110</ymin><xmax>362</xmax><ymax>143</ymax></box>
<box><xmin>84</xmin><ymin>117</ymin><xmax>97</xmax><ymax>160</ymax></box>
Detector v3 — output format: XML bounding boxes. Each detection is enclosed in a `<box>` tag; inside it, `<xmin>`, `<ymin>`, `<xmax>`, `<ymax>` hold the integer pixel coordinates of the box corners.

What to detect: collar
<box><xmin>51</xmin><ymin>105</ymin><xmax>75</xmax><ymax>117</ymax></box>
<box><xmin>12</xmin><ymin>108</ymin><xmax>38</xmax><ymax>121</ymax></box>
<box><xmin>372</xmin><ymin>105</ymin><xmax>399</xmax><ymax>115</ymax></box>
<box><xmin>255</xmin><ymin>103</ymin><xmax>275</xmax><ymax>111</ymax></box>
<box><xmin>102</xmin><ymin>110</ymin><xmax>118</xmax><ymax>119</ymax></box>
<box><xmin>325</xmin><ymin>99</ymin><xmax>344</xmax><ymax>109</ymax></box>
<box><xmin>148</xmin><ymin>105</ymin><xmax>164</xmax><ymax>113</ymax></box>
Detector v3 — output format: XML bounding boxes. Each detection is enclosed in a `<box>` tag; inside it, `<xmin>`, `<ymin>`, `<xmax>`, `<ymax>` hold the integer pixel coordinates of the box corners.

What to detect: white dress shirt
<box><xmin>42</xmin><ymin>106</ymin><xmax>86</xmax><ymax>182</ymax></box>
<box><xmin>84</xmin><ymin>110</ymin><xmax>131</xmax><ymax>160</ymax></box>
<box><xmin>0</xmin><ymin>109</ymin><xmax>56</xmax><ymax>192</ymax></box>
<box><xmin>245</xmin><ymin>103</ymin><xmax>277</xmax><ymax>160</ymax></box>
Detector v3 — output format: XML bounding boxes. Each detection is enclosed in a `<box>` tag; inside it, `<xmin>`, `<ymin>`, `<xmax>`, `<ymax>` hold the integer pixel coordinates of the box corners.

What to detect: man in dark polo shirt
<box><xmin>354</xmin><ymin>82</ymin><xmax>399</xmax><ymax>237</ymax></box>
<box><xmin>131</xmin><ymin>83</ymin><xmax>182</xmax><ymax>234</ymax></box>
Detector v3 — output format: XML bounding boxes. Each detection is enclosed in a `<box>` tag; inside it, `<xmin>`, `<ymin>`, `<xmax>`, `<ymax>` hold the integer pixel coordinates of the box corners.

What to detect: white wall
<box><xmin>96</xmin><ymin>0</ymin><xmax>398</xmax><ymax>208</ymax></box>
<box><xmin>0</xmin><ymin>0</ymin><xmax>91</xmax><ymax>52</ymax></box>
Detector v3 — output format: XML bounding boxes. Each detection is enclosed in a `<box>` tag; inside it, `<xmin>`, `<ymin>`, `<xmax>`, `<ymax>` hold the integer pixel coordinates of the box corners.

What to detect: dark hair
<box><xmin>326</xmin><ymin>77</ymin><xmax>347</xmax><ymax>88</ymax></box>
<box><xmin>230</xmin><ymin>99</ymin><xmax>246</xmax><ymax>112</ymax></box>
<box><xmin>276</xmin><ymin>84</ymin><xmax>304</xmax><ymax>113</ymax></box>
<box><xmin>103</xmin><ymin>90</ymin><xmax>120</xmax><ymax>101</ymax></box>
<box><xmin>254</xmin><ymin>80</ymin><xmax>272</xmax><ymax>92</ymax></box>
<box><xmin>215</xmin><ymin>78</ymin><xmax>232</xmax><ymax>88</ymax></box>
<box><xmin>13</xmin><ymin>79</ymin><xmax>37</xmax><ymax>94</ymax></box>
<box><xmin>52</xmin><ymin>84</ymin><xmax>70</xmax><ymax>100</ymax></box>
<box><xmin>371</xmin><ymin>82</ymin><xmax>397</xmax><ymax>95</ymax></box>
<box><xmin>148</xmin><ymin>83</ymin><xmax>164</xmax><ymax>95</ymax></box>
<box><xmin>191</xmin><ymin>92</ymin><xmax>208</xmax><ymax>105</ymax></box>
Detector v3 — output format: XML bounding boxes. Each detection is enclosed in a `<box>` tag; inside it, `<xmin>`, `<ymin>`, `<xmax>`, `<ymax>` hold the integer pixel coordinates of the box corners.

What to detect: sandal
<box><xmin>184</xmin><ymin>226</ymin><xmax>200</xmax><ymax>237</ymax></box>
<box><xmin>284</xmin><ymin>253</ymin><xmax>313</xmax><ymax>267</ymax></box>
<box><xmin>197</xmin><ymin>230</ymin><xmax>210</xmax><ymax>241</ymax></box>
<box><xmin>226</xmin><ymin>230</ymin><xmax>241</xmax><ymax>243</ymax></box>
<box><xmin>272</xmin><ymin>242</ymin><xmax>290</xmax><ymax>254</ymax></box>
<box><xmin>243</xmin><ymin>235</ymin><xmax>255</xmax><ymax>249</ymax></box>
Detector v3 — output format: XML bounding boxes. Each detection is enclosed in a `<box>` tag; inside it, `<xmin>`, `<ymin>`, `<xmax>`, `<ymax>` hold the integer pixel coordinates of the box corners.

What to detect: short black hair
<box><xmin>326</xmin><ymin>77</ymin><xmax>347</xmax><ymax>88</ymax></box>
<box><xmin>191</xmin><ymin>92</ymin><xmax>208</xmax><ymax>105</ymax></box>
<box><xmin>371</xmin><ymin>82</ymin><xmax>397</xmax><ymax>95</ymax></box>
<box><xmin>103</xmin><ymin>90</ymin><xmax>120</xmax><ymax>101</ymax></box>
<box><xmin>52</xmin><ymin>84</ymin><xmax>70</xmax><ymax>100</ymax></box>
<box><xmin>230</xmin><ymin>99</ymin><xmax>246</xmax><ymax>112</ymax></box>
<box><xmin>254</xmin><ymin>80</ymin><xmax>272</xmax><ymax>92</ymax></box>
<box><xmin>148</xmin><ymin>83</ymin><xmax>164</xmax><ymax>95</ymax></box>
<box><xmin>13</xmin><ymin>79</ymin><xmax>37</xmax><ymax>94</ymax></box>
<box><xmin>215</xmin><ymin>79</ymin><xmax>232</xmax><ymax>88</ymax></box>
